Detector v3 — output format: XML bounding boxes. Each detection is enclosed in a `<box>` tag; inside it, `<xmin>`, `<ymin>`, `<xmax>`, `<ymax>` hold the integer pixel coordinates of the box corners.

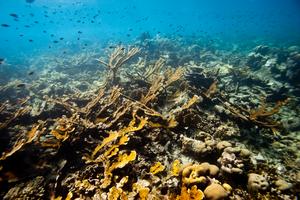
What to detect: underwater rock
<box><xmin>254</xmin><ymin>45</ymin><xmax>270</xmax><ymax>56</ymax></box>
<box><xmin>247</xmin><ymin>173</ymin><xmax>269</xmax><ymax>192</ymax></box>
<box><xmin>4</xmin><ymin>176</ymin><xmax>45</xmax><ymax>199</ymax></box>
<box><xmin>204</xmin><ymin>183</ymin><xmax>229</xmax><ymax>200</ymax></box>
<box><xmin>286</xmin><ymin>52</ymin><xmax>300</xmax><ymax>84</ymax></box>
<box><xmin>246</xmin><ymin>52</ymin><xmax>266</xmax><ymax>70</ymax></box>
<box><xmin>274</xmin><ymin>179</ymin><xmax>292</xmax><ymax>191</ymax></box>
<box><xmin>215</xmin><ymin>123</ymin><xmax>240</xmax><ymax>138</ymax></box>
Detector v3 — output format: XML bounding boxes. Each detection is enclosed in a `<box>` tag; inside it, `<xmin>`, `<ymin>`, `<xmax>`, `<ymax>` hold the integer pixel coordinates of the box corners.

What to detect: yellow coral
<box><xmin>182</xmin><ymin>164</ymin><xmax>207</xmax><ymax>185</ymax></box>
<box><xmin>110</xmin><ymin>151</ymin><xmax>137</xmax><ymax>170</ymax></box>
<box><xmin>108</xmin><ymin>186</ymin><xmax>128</xmax><ymax>200</ymax></box>
<box><xmin>91</xmin><ymin>131</ymin><xmax>119</xmax><ymax>158</ymax></box>
<box><xmin>139</xmin><ymin>187</ymin><xmax>150</xmax><ymax>200</ymax></box>
<box><xmin>101</xmin><ymin>151</ymin><xmax>137</xmax><ymax>188</ymax></box>
<box><xmin>91</xmin><ymin>117</ymin><xmax>147</xmax><ymax>159</ymax></box>
<box><xmin>171</xmin><ymin>160</ymin><xmax>181</xmax><ymax>176</ymax></box>
<box><xmin>150</xmin><ymin>162</ymin><xmax>165</xmax><ymax>175</ymax></box>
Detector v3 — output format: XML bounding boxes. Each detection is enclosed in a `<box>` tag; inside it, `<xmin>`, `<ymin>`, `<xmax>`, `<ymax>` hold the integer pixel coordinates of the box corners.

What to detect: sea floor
<box><xmin>0</xmin><ymin>37</ymin><xmax>299</xmax><ymax>199</ymax></box>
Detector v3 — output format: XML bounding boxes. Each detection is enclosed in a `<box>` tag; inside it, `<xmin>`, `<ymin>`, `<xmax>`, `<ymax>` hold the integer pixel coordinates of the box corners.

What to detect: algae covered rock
<box><xmin>275</xmin><ymin>179</ymin><xmax>292</xmax><ymax>191</ymax></box>
<box><xmin>4</xmin><ymin>176</ymin><xmax>46</xmax><ymax>200</ymax></box>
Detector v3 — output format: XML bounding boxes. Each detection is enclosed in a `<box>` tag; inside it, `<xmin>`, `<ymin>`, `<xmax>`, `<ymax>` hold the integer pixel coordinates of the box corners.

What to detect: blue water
<box><xmin>1</xmin><ymin>0</ymin><xmax>300</xmax><ymax>60</ymax></box>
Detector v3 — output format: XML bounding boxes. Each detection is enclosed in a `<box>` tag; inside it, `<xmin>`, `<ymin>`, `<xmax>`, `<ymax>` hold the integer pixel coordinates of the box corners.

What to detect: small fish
<box><xmin>78</xmin><ymin>31</ymin><xmax>82</xmax><ymax>34</ymax></box>
<box><xmin>1</xmin><ymin>24</ymin><xmax>10</xmax><ymax>27</ymax></box>
<box><xmin>53</xmin><ymin>40</ymin><xmax>58</xmax><ymax>43</ymax></box>
<box><xmin>24</xmin><ymin>25</ymin><xmax>30</xmax><ymax>28</ymax></box>
<box><xmin>59</xmin><ymin>37</ymin><xmax>64</xmax><ymax>40</ymax></box>
<box><xmin>19</xmin><ymin>34</ymin><xmax>24</xmax><ymax>37</ymax></box>
<box><xmin>0</xmin><ymin>58</ymin><xmax>4</xmax><ymax>65</ymax></box>
<box><xmin>26</xmin><ymin>0</ymin><xmax>35</xmax><ymax>3</ymax></box>
<box><xmin>16</xmin><ymin>83</ymin><xmax>26</xmax><ymax>88</ymax></box>
<box><xmin>9</xmin><ymin>13</ymin><xmax>19</xmax><ymax>18</ymax></box>
<box><xmin>28</xmin><ymin>71</ymin><xmax>34</xmax><ymax>75</ymax></box>
<box><xmin>29</xmin><ymin>39</ymin><xmax>33</xmax><ymax>42</ymax></box>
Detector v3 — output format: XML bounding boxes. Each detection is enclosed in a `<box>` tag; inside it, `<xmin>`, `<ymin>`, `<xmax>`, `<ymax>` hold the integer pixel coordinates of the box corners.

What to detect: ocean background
<box><xmin>1</xmin><ymin>0</ymin><xmax>300</xmax><ymax>61</ymax></box>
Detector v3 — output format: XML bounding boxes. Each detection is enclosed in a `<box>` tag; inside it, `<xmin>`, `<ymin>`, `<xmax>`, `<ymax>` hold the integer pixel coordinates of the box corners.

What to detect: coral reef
<box><xmin>0</xmin><ymin>38</ymin><xmax>299</xmax><ymax>200</ymax></box>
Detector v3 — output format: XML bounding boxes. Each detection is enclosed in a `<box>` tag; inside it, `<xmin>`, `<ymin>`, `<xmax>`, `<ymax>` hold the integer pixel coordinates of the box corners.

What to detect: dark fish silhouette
<box><xmin>28</xmin><ymin>71</ymin><xmax>34</xmax><ymax>75</ymax></box>
<box><xmin>59</xmin><ymin>37</ymin><xmax>64</xmax><ymax>40</ymax></box>
<box><xmin>1</xmin><ymin>24</ymin><xmax>10</xmax><ymax>27</ymax></box>
<box><xmin>29</xmin><ymin>39</ymin><xmax>33</xmax><ymax>42</ymax></box>
<box><xmin>53</xmin><ymin>40</ymin><xmax>59</xmax><ymax>43</ymax></box>
<box><xmin>0</xmin><ymin>58</ymin><xmax>4</xmax><ymax>65</ymax></box>
<box><xmin>9</xmin><ymin>13</ymin><xmax>19</xmax><ymax>18</ymax></box>
<box><xmin>26</xmin><ymin>0</ymin><xmax>35</xmax><ymax>3</ymax></box>
<box><xmin>16</xmin><ymin>83</ymin><xmax>26</xmax><ymax>88</ymax></box>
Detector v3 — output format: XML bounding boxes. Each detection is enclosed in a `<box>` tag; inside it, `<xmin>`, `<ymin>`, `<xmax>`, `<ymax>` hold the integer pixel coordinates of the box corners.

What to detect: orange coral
<box><xmin>176</xmin><ymin>185</ymin><xmax>204</xmax><ymax>200</ymax></box>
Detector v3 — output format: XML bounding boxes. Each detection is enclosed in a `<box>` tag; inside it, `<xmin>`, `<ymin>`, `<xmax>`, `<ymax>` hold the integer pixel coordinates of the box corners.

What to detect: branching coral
<box><xmin>221</xmin><ymin>96</ymin><xmax>289</xmax><ymax>130</ymax></box>
<box><xmin>97</xmin><ymin>46</ymin><xmax>140</xmax><ymax>86</ymax></box>
<box><xmin>101</xmin><ymin>150</ymin><xmax>137</xmax><ymax>188</ymax></box>
<box><xmin>0</xmin><ymin>98</ymin><xmax>30</xmax><ymax>130</ymax></box>
<box><xmin>248</xmin><ymin>97</ymin><xmax>289</xmax><ymax>127</ymax></box>
<box><xmin>126</xmin><ymin>57</ymin><xmax>166</xmax><ymax>83</ymax></box>
<box><xmin>1</xmin><ymin>122</ymin><xmax>44</xmax><ymax>161</ymax></box>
